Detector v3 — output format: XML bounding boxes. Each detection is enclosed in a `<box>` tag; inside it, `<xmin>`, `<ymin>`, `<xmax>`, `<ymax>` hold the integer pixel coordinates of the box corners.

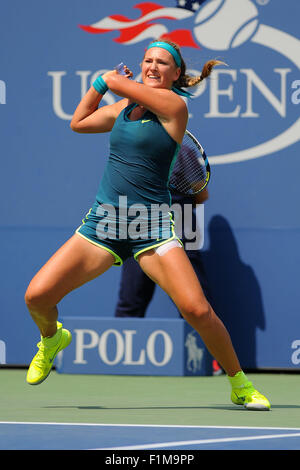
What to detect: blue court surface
<box><xmin>1</xmin><ymin>422</ymin><xmax>300</xmax><ymax>450</ymax></box>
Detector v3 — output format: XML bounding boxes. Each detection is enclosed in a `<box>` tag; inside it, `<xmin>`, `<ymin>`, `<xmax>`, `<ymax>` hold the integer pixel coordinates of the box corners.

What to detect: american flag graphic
<box><xmin>79</xmin><ymin>1</ymin><xmax>209</xmax><ymax>48</ymax></box>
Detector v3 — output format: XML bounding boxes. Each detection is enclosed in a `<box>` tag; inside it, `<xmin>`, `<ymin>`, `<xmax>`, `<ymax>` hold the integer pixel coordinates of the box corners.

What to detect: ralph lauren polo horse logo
<box><xmin>185</xmin><ymin>332</ymin><xmax>204</xmax><ymax>373</ymax></box>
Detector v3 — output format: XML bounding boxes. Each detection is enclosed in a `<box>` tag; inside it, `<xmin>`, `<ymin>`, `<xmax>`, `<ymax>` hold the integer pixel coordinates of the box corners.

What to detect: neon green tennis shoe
<box><xmin>231</xmin><ymin>381</ymin><xmax>271</xmax><ymax>411</ymax></box>
<box><xmin>26</xmin><ymin>322</ymin><xmax>72</xmax><ymax>385</ymax></box>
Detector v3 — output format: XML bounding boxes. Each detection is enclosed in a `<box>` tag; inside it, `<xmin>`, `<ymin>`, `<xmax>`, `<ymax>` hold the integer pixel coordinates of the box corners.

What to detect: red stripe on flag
<box><xmin>78</xmin><ymin>25</ymin><xmax>111</xmax><ymax>34</ymax></box>
<box><xmin>109</xmin><ymin>15</ymin><xmax>134</xmax><ymax>22</ymax></box>
<box><xmin>134</xmin><ymin>2</ymin><xmax>165</xmax><ymax>16</ymax></box>
<box><xmin>114</xmin><ymin>23</ymin><xmax>155</xmax><ymax>43</ymax></box>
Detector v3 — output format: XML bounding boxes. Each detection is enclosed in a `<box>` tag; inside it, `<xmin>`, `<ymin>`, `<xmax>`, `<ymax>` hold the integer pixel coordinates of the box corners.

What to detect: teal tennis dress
<box><xmin>76</xmin><ymin>103</ymin><xmax>181</xmax><ymax>265</ymax></box>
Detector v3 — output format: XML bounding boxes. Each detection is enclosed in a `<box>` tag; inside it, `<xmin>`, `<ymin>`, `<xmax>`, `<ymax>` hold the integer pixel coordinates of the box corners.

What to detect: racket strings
<box><xmin>169</xmin><ymin>133</ymin><xmax>208</xmax><ymax>195</ymax></box>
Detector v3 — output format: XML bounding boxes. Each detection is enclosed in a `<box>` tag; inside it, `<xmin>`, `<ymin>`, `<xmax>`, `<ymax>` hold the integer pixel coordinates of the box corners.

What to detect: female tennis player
<box><xmin>25</xmin><ymin>39</ymin><xmax>270</xmax><ymax>410</ymax></box>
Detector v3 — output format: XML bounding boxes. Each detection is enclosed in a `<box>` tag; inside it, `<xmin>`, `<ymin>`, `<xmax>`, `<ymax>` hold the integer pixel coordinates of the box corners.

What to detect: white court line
<box><xmin>2</xmin><ymin>422</ymin><xmax>300</xmax><ymax>450</ymax></box>
<box><xmin>97</xmin><ymin>432</ymin><xmax>300</xmax><ymax>450</ymax></box>
<box><xmin>1</xmin><ymin>422</ymin><xmax>300</xmax><ymax>431</ymax></box>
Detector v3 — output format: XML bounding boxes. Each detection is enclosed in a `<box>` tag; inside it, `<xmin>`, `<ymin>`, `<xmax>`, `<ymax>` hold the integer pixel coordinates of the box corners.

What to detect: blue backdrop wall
<box><xmin>1</xmin><ymin>0</ymin><xmax>300</xmax><ymax>369</ymax></box>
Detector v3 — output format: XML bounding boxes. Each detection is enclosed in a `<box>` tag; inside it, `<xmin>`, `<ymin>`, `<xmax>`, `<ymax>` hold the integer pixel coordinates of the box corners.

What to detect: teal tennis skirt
<box><xmin>76</xmin><ymin>200</ymin><xmax>181</xmax><ymax>266</ymax></box>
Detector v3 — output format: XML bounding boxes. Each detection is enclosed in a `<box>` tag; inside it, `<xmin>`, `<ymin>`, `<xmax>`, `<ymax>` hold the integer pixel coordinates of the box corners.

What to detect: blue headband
<box><xmin>146</xmin><ymin>41</ymin><xmax>193</xmax><ymax>98</ymax></box>
<box><xmin>147</xmin><ymin>41</ymin><xmax>181</xmax><ymax>67</ymax></box>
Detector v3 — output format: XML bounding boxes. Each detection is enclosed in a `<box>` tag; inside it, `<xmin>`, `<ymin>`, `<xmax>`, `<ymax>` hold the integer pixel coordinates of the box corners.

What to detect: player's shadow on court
<box><xmin>201</xmin><ymin>215</ymin><xmax>266</xmax><ymax>369</ymax></box>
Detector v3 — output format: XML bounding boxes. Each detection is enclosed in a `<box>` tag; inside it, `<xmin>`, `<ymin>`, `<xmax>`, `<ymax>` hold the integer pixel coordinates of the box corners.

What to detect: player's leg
<box><xmin>138</xmin><ymin>246</ymin><xmax>270</xmax><ymax>410</ymax></box>
<box><xmin>187</xmin><ymin>251</ymin><xmax>224</xmax><ymax>375</ymax></box>
<box><xmin>25</xmin><ymin>233</ymin><xmax>116</xmax><ymax>385</ymax></box>
<box><xmin>25</xmin><ymin>233</ymin><xmax>115</xmax><ymax>337</ymax></box>
<box><xmin>138</xmin><ymin>246</ymin><xmax>241</xmax><ymax>376</ymax></box>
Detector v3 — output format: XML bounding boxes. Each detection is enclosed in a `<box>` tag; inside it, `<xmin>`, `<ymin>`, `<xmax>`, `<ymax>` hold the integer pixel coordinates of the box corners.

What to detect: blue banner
<box><xmin>56</xmin><ymin>317</ymin><xmax>213</xmax><ymax>376</ymax></box>
<box><xmin>1</xmin><ymin>0</ymin><xmax>300</xmax><ymax>369</ymax></box>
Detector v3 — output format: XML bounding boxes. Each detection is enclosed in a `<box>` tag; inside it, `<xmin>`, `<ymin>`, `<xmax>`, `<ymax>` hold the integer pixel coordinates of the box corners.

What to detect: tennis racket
<box><xmin>168</xmin><ymin>130</ymin><xmax>210</xmax><ymax>196</ymax></box>
<box><xmin>115</xmin><ymin>62</ymin><xmax>130</xmax><ymax>76</ymax></box>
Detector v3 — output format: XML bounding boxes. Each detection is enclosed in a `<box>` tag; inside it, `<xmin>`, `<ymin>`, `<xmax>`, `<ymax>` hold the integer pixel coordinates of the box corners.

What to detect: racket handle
<box><xmin>115</xmin><ymin>62</ymin><xmax>127</xmax><ymax>75</ymax></box>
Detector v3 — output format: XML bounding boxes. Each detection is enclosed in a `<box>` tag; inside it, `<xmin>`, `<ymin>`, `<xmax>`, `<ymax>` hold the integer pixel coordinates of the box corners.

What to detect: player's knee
<box><xmin>181</xmin><ymin>301</ymin><xmax>212</xmax><ymax>327</ymax></box>
<box><xmin>24</xmin><ymin>282</ymin><xmax>54</xmax><ymax>311</ymax></box>
<box><xmin>24</xmin><ymin>285</ymin><xmax>42</xmax><ymax>310</ymax></box>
